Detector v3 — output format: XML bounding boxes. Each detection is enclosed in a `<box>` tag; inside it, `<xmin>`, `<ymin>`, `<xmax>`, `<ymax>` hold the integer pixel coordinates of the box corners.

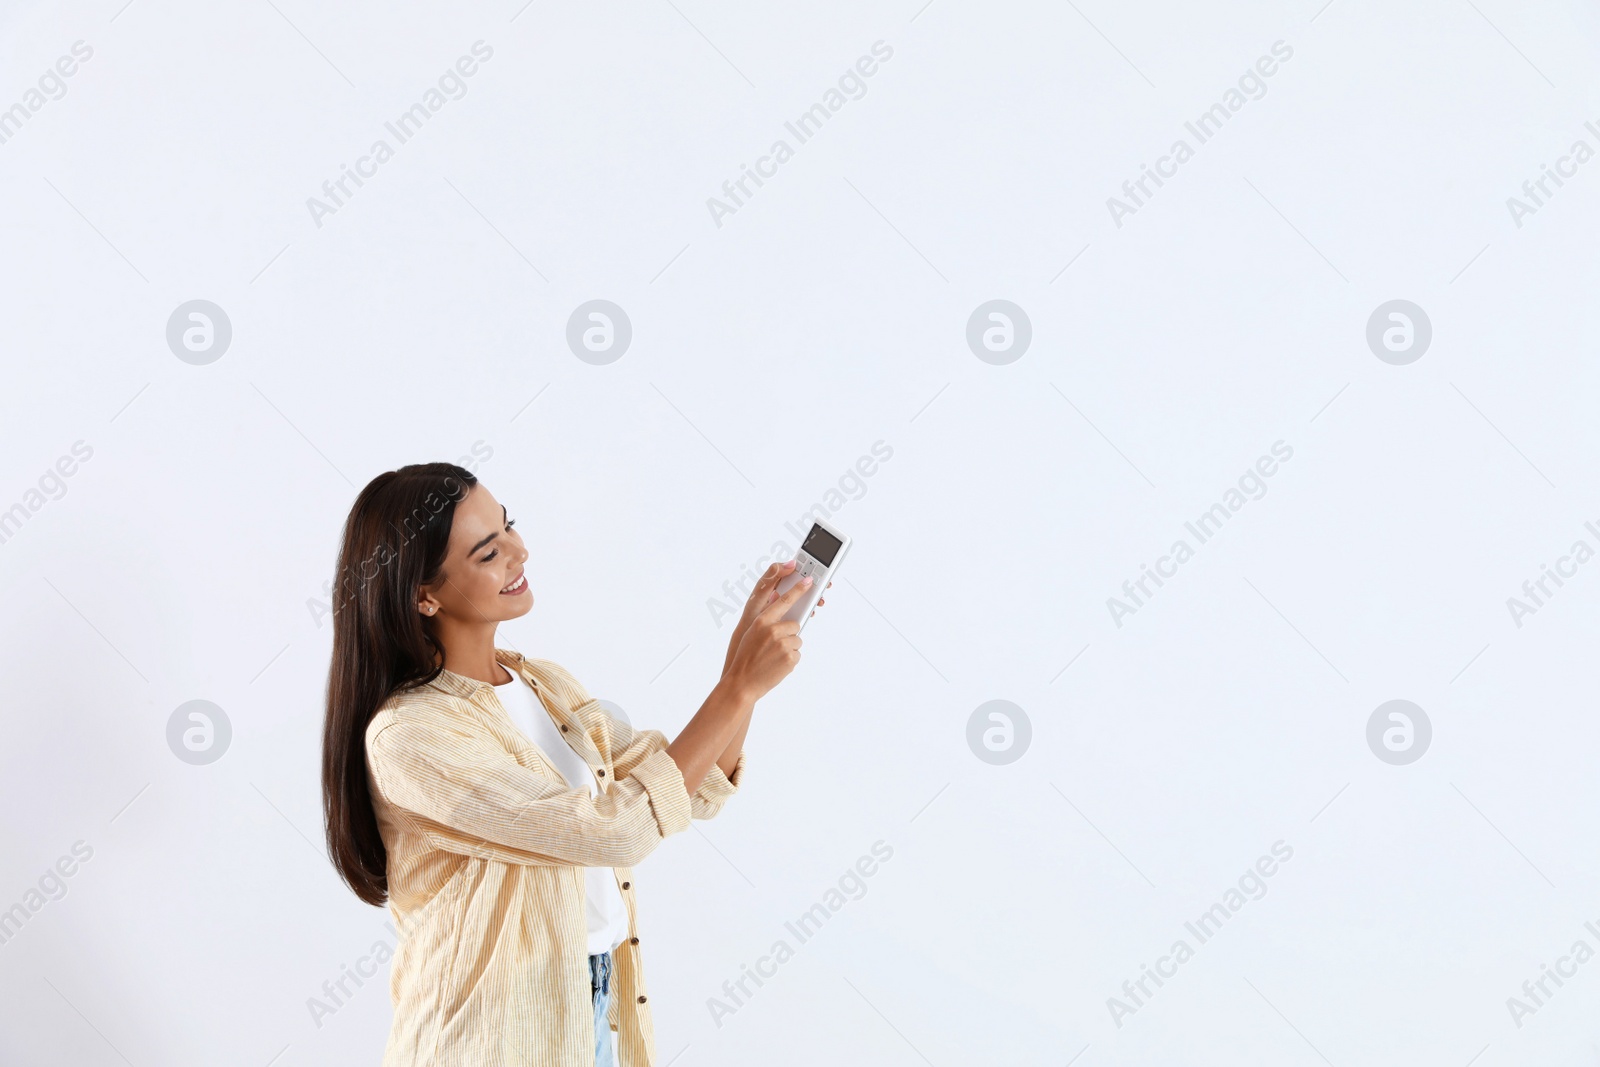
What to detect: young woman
<box><xmin>321</xmin><ymin>462</ymin><xmax>825</xmax><ymax>1066</ymax></box>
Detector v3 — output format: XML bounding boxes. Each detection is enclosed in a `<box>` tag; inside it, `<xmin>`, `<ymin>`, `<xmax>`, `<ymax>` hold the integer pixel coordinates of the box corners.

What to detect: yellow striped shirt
<box><xmin>364</xmin><ymin>648</ymin><xmax>745</xmax><ymax>1066</ymax></box>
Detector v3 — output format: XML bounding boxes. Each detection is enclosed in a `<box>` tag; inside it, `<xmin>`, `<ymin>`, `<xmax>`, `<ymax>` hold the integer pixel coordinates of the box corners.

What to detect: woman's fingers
<box><xmin>760</xmin><ymin>571</ymin><xmax>813</xmax><ymax>622</ymax></box>
<box><xmin>758</xmin><ymin>559</ymin><xmax>798</xmax><ymax>603</ymax></box>
<box><xmin>753</xmin><ymin>560</ymin><xmax>785</xmax><ymax>595</ymax></box>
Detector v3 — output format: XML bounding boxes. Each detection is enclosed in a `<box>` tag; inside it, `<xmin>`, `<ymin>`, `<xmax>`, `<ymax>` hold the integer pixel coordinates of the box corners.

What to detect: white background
<box><xmin>2</xmin><ymin>0</ymin><xmax>1599</xmax><ymax>1064</ymax></box>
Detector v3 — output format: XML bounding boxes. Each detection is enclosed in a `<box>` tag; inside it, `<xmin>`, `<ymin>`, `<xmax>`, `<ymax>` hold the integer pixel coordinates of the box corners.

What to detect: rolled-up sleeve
<box><xmin>685</xmin><ymin>748</ymin><xmax>744</xmax><ymax>819</ymax></box>
<box><xmin>605</xmin><ymin>719</ymin><xmax>745</xmax><ymax>820</ymax></box>
<box><xmin>366</xmin><ymin>715</ymin><xmax>692</xmax><ymax>868</ymax></box>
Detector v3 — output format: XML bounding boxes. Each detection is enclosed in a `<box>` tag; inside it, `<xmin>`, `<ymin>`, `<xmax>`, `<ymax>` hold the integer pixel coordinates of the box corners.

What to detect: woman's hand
<box><xmin>722</xmin><ymin>560</ymin><xmax>833</xmax><ymax>675</ymax></box>
<box><xmin>722</xmin><ymin>571</ymin><xmax>812</xmax><ymax>703</ymax></box>
<box><xmin>723</xmin><ymin>560</ymin><xmax>794</xmax><ymax>676</ymax></box>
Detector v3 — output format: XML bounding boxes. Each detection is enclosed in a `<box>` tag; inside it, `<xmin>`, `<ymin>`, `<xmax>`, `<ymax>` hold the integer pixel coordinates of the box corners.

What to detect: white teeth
<box><xmin>502</xmin><ymin>574</ymin><xmax>525</xmax><ymax>593</ymax></box>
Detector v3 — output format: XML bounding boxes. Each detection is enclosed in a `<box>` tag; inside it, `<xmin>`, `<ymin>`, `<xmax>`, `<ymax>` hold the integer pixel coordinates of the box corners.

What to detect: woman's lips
<box><xmin>500</xmin><ymin>573</ymin><xmax>529</xmax><ymax>596</ymax></box>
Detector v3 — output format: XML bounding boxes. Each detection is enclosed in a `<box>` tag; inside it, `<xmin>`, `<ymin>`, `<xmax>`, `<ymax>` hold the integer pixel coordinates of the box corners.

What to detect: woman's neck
<box><xmin>432</xmin><ymin>619</ymin><xmax>508</xmax><ymax>685</ymax></box>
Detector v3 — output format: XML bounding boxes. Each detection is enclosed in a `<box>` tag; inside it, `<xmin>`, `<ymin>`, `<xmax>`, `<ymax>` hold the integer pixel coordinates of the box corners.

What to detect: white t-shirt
<box><xmin>493</xmin><ymin>668</ymin><xmax>631</xmax><ymax>956</ymax></box>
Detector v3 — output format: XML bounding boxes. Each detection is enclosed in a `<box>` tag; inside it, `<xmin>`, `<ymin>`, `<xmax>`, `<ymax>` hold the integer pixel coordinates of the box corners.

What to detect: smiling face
<box><xmin>416</xmin><ymin>483</ymin><xmax>532</xmax><ymax>625</ymax></box>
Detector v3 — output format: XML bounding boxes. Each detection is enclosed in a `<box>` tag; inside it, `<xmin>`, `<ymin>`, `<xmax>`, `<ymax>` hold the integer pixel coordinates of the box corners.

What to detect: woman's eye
<box><xmin>481</xmin><ymin>519</ymin><xmax>515</xmax><ymax>561</ymax></box>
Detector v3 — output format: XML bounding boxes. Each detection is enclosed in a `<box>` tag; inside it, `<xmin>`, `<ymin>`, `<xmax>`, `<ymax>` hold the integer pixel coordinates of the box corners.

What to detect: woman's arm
<box><xmin>673</xmin><ymin>569</ymin><xmax>809</xmax><ymax>791</ymax></box>
<box><xmin>714</xmin><ymin>700</ymin><xmax>751</xmax><ymax>781</ymax></box>
<box><xmin>367</xmin><ymin>714</ymin><xmax>694</xmax><ymax>868</ymax></box>
<box><xmin>710</xmin><ymin>560</ymin><xmax>822</xmax><ymax>778</ymax></box>
<box><xmin>664</xmin><ymin>678</ymin><xmax>754</xmax><ymax>796</ymax></box>
<box><xmin>368</xmin><ymin>579</ymin><xmax>809</xmax><ymax>866</ymax></box>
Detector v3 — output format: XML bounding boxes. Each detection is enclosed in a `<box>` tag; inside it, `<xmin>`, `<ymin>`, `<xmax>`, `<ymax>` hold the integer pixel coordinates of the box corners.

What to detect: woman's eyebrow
<box><xmin>469</xmin><ymin>505</ymin><xmax>509</xmax><ymax>556</ymax></box>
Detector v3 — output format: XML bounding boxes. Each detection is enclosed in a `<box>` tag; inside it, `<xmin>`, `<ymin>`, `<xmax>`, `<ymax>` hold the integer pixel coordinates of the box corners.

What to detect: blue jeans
<box><xmin>589</xmin><ymin>951</ymin><xmax>614</xmax><ymax>1067</ymax></box>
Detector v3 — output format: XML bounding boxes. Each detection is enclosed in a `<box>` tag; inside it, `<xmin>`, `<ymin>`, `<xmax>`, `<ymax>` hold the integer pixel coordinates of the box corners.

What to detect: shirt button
<box><xmin>597</xmin><ymin>769</ymin><xmax>605</xmax><ymax>776</ymax></box>
<box><xmin>630</xmin><ymin>936</ymin><xmax>639</xmax><ymax>945</ymax></box>
<box><xmin>621</xmin><ymin>881</ymin><xmax>630</xmax><ymax>889</ymax></box>
<box><xmin>637</xmin><ymin>995</ymin><xmax>647</xmax><ymax>1004</ymax></box>
<box><xmin>559</xmin><ymin>725</ymin><xmax>568</xmax><ymax>732</ymax></box>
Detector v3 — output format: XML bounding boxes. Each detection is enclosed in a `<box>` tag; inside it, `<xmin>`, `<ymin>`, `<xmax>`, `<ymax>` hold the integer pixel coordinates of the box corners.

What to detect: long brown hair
<box><xmin>321</xmin><ymin>462</ymin><xmax>477</xmax><ymax>905</ymax></box>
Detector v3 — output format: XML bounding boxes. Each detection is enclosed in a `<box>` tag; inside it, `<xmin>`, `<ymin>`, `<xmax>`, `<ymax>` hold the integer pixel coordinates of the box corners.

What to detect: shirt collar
<box><xmin>424</xmin><ymin>648</ymin><xmax>535</xmax><ymax>699</ymax></box>
<box><xmin>423</xmin><ymin>651</ymin><xmax>605</xmax><ymax>768</ymax></box>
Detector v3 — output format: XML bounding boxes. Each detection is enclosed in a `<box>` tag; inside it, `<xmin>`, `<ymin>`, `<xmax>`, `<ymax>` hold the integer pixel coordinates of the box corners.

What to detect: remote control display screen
<box><xmin>801</xmin><ymin>524</ymin><xmax>843</xmax><ymax>567</ymax></box>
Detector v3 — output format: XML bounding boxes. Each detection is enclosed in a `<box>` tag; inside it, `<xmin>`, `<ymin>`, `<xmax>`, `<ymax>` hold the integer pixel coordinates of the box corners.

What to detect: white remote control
<box><xmin>774</xmin><ymin>518</ymin><xmax>850</xmax><ymax>631</ymax></box>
